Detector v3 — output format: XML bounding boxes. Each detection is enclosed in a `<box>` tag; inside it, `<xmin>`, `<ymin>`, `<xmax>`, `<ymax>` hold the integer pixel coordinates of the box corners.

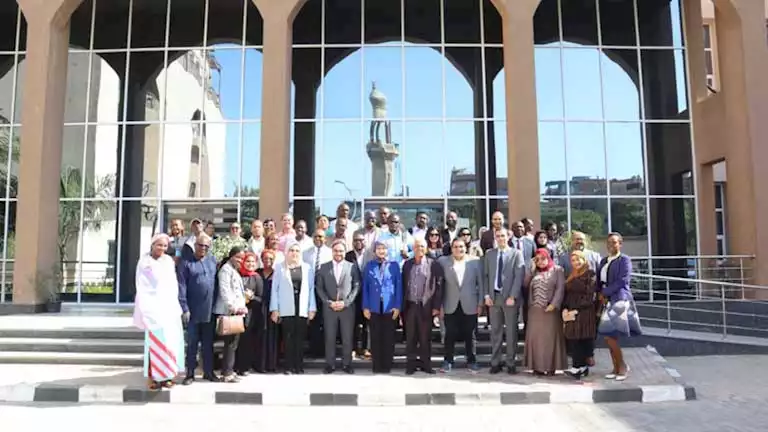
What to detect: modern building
<box><xmin>0</xmin><ymin>0</ymin><xmax>766</xmax><ymax>308</ymax></box>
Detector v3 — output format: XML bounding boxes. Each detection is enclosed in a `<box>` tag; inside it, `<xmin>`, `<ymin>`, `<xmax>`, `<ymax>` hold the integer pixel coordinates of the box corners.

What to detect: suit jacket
<box><xmin>362</xmin><ymin>260</ymin><xmax>402</xmax><ymax>314</ymax></box>
<box><xmin>345</xmin><ymin>250</ymin><xmax>365</xmax><ymax>279</ymax></box>
<box><xmin>269</xmin><ymin>262</ymin><xmax>317</xmax><ymax>318</ymax></box>
<box><xmin>441</xmin><ymin>227</ymin><xmax>458</xmax><ymax>247</ymax></box>
<box><xmin>597</xmin><ymin>254</ymin><xmax>633</xmax><ymax>303</ymax></box>
<box><xmin>483</xmin><ymin>247</ymin><xmax>525</xmax><ymax>304</ymax></box>
<box><xmin>401</xmin><ymin>257</ymin><xmax>444</xmax><ymax>313</ymax></box>
<box><xmin>438</xmin><ymin>256</ymin><xmax>484</xmax><ymax>315</ymax></box>
<box><xmin>316</xmin><ymin>260</ymin><xmax>360</xmax><ymax>309</ymax></box>
<box><xmin>509</xmin><ymin>236</ymin><xmax>536</xmax><ymax>262</ymax></box>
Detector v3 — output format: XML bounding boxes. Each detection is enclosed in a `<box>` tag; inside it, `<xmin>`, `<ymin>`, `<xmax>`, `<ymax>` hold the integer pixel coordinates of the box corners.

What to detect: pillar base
<box><xmin>0</xmin><ymin>303</ymin><xmax>49</xmax><ymax>315</ymax></box>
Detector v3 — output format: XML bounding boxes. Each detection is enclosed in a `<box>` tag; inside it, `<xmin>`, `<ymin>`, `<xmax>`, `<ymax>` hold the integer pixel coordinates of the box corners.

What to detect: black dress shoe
<box><xmin>237</xmin><ymin>370</ymin><xmax>249</xmax><ymax>377</ymax></box>
<box><xmin>489</xmin><ymin>365</ymin><xmax>503</xmax><ymax>374</ymax></box>
<box><xmin>507</xmin><ymin>366</ymin><xmax>518</xmax><ymax>375</ymax></box>
<box><xmin>182</xmin><ymin>375</ymin><xmax>195</xmax><ymax>385</ymax></box>
<box><xmin>424</xmin><ymin>368</ymin><xmax>436</xmax><ymax>374</ymax></box>
<box><xmin>203</xmin><ymin>373</ymin><xmax>221</xmax><ymax>382</ymax></box>
<box><xmin>405</xmin><ymin>368</ymin><xmax>416</xmax><ymax>375</ymax></box>
<box><xmin>283</xmin><ymin>370</ymin><xmax>293</xmax><ymax>375</ymax></box>
<box><xmin>343</xmin><ymin>366</ymin><xmax>354</xmax><ymax>375</ymax></box>
<box><xmin>323</xmin><ymin>366</ymin><xmax>335</xmax><ymax>374</ymax></box>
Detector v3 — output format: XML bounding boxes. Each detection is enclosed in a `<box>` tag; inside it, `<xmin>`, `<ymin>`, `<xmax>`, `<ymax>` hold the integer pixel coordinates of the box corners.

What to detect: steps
<box><xmin>0</xmin><ymin>322</ymin><xmax>525</xmax><ymax>368</ymax></box>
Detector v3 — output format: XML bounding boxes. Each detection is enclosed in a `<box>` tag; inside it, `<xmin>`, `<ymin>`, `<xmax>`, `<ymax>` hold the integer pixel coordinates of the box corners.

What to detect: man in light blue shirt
<box><xmin>377</xmin><ymin>214</ymin><xmax>413</xmax><ymax>267</ymax></box>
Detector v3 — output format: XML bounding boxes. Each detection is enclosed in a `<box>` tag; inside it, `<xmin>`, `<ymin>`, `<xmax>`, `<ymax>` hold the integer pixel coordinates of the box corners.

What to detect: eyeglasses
<box><xmin>460</xmin><ymin>233</ymin><xmax>471</xmax><ymax>237</ymax></box>
<box><xmin>428</xmin><ymin>233</ymin><xmax>439</xmax><ymax>237</ymax></box>
<box><xmin>196</xmin><ymin>243</ymin><xmax>210</xmax><ymax>249</ymax></box>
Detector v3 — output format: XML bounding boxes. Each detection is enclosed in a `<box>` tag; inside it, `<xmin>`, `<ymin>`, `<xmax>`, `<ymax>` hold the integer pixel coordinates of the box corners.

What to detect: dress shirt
<box><xmin>411</xmin><ymin>226</ymin><xmax>427</xmax><ymax>241</ymax></box>
<box><xmin>333</xmin><ymin>260</ymin><xmax>343</xmax><ymax>286</ymax></box>
<box><xmin>495</xmin><ymin>247</ymin><xmax>509</xmax><ymax>292</ymax></box>
<box><xmin>512</xmin><ymin>237</ymin><xmax>523</xmax><ymax>250</ymax></box>
<box><xmin>248</xmin><ymin>236</ymin><xmax>265</xmax><ymax>255</ymax></box>
<box><xmin>407</xmin><ymin>258</ymin><xmax>428</xmax><ymax>303</ymax></box>
<box><xmin>602</xmin><ymin>254</ymin><xmax>620</xmax><ymax>283</ymax></box>
<box><xmin>453</xmin><ymin>258</ymin><xmax>466</xmax><ymax>284</ymax></box>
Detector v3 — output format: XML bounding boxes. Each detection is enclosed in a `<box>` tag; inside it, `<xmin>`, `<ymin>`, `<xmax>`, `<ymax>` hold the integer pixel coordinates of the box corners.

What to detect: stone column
<box><xmin>681</xmin><ymin>0</ymin><xmax>717</xmax><ymax>260</ymax></box>
<box><xmin>252</xmin><ymin>0</ymin><xmax>307</xmax><ymax>220</ymax></box>
<box><xmin>10</xmin><ymin>0</ymin><xmax>84</xmax><ymax>310</ymax></box>
<box><xmin>490</xmin><ymin>0</ymin><xmax>541</xmax><ymax>223</ymax></box>
<box><xmin>710</xmin><ymin>0</ymin><xmax>768</xmax><ymax>288</ymax></box>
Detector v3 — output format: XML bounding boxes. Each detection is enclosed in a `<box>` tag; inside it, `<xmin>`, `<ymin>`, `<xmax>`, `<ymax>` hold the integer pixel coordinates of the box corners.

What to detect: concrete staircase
<box><xmin>0</xmin><ymin>315</ymin><xmax>524</xmax><ymax>368</ymax></box>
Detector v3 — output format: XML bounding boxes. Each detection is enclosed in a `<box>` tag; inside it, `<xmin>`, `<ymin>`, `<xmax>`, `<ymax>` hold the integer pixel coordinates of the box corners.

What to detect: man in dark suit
<box><xmin>346</xmin><ymin>232</ymin><xmax>369</xmax><ymax>358</ymax></box>
<box><xmin>483</xmin><ymin>228</ymin><xmax>525</xmax><ymax>374</ymax></box>
<box><xmin>440</xmin><ymin>211</ymin><xmax>459</xmax><ymax>249</ymax></box>
<box><xmin>317</xmin><ymin>239</ymin><xmax>361</xmax><ymax>374</ymax></box>
<box><xmin>402</xmin><ymin>238</ymin><xmax>443</xmax><ymax>375</ymax></box>
<box><xmin>481</xmin><ymin>211</ymin><xmax>511</xmax><ymax>252</ymax></box>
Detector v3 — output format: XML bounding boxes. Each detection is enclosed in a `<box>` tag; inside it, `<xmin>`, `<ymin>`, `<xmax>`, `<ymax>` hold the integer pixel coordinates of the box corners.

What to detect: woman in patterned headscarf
<box><xmin>523</xmin><ymin>249</ymin><xmax>567</xmax><ymax>376</ymax></box>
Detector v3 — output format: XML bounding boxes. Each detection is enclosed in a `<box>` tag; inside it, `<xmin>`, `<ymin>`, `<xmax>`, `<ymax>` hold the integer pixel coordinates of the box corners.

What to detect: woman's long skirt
<box><xmin>523</xmin><ymin>306</ymin><xmax>567</xmax><ymax>373</ymax></box>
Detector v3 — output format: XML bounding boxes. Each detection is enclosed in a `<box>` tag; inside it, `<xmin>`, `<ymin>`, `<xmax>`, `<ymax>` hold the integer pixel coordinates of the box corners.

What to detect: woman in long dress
<box><xmin>234</xmin><ymin>252</ymin><xmax>264</xmax><ymax>376</ymax></box>
<box><xmin>256</xmin><ymin>249</ymin><xmax>280</xmax><ymax>373</ymax></box>
<box><xmin>524</xmin><ymin>248</ymin><xmax>567</xmax><ymax>375</ymax></box>
<box><xmin>133</xmin><ymin>234</ymin><xmax>185</xmax><ymax>390</ymax></box>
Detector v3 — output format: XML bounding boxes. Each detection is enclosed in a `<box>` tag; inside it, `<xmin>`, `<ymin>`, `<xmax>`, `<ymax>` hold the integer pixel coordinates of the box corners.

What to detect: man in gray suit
<box><xmin>316</xmin><ymin>239</ymin><xmax>361</xmax><ymax>374</ymax></box>
<box><xmin>509</xmin><ymin>220</ymin><xmax>535</xmax><ymax>262</ymax></box>
<box><xmin>438</xmin><ymin>238</ymin><xmax>484</xmax><ymax>373</ymax></box>
<box><xmin>483</xmin><ymin>228</ymin><xmax>525</xmax><ymax>374</ymax></box>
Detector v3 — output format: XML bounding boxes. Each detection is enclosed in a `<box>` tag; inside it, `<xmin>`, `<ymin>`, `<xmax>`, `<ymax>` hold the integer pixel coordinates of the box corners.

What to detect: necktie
<box><xmin>516</xmin><ymin>239</ymin><xmax>521</xmax><ymax>250</ymax></box>
<box><xmin>496</xmin><ymin>251</ymin><xmax>504</xmax><ymax>291</ymax></box>
<box><xmin>314</xmin><ymin>247</ymin><xmax>321</xmax><ymax>271</ymax></box>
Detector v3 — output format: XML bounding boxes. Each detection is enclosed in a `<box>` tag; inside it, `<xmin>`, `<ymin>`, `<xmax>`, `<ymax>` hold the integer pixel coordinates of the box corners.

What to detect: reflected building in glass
<box><xmin>1</xmin><ymin>0</ymin><xmax>767</xmax><ymax>306</ymax></box>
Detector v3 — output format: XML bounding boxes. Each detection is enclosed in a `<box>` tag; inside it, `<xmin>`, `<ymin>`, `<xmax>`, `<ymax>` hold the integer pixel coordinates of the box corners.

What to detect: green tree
<box><xmin>0</xmin><ymin>128</ymin><xmax>19</xmax><ymax>258</ymax></box>
<box><xmin>58</xmin><ymin>167</ymin><xmax>115</xmax><ymax>283</ymax></box>
<box><xmin>233</xmin><ymin>185</ymin><xmax>259</xmax><ymax>223</ymax></box>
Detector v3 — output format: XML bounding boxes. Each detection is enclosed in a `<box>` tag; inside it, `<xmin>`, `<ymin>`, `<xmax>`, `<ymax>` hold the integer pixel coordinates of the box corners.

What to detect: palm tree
<box><xmin>58</xmin><ymin>166</ymin><xmax>115</xmax><ymax>287</ymax></box>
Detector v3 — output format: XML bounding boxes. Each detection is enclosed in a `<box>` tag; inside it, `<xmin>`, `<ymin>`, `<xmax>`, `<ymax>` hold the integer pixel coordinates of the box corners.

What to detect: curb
<box><xmin>0</xmin><ymin>383</ymin><xmax>696</xmax><ymax>406</ymax></box>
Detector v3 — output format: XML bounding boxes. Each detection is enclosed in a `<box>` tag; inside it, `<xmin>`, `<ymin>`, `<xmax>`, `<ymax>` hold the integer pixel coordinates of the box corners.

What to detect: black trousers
<box><xmin>282</xmin><ymin>316</ymin><xmax>308</xmax><ymax>372</ymax></box>
<box><xmin>369</xmin><ymin>311</ymin><xmax>396</xmax><ymax>373</ymax></box>
<box><xmin>405</xmin><ymin>301</ymin><xmax>432</xmax><ymax>369</ymax></box>
<box><xmin>567</xmin><ymin>338</ymin><xmax>595</xmax><ymax>368</ymax></box>
<box><xmin>355</xmin><ymin>299</ymin><xmax>369</xmax><ymax>352</ymax></box>
<box><xmin>235</xmin><ymin>309</ymin><xmax>259</xmax><ymax>373</ymax></box>
<box><xmin>220</xmin><ymin>333</ymin><xmax>240</xmax><ymax>376</ymax></box>
<box><xmin>444</xmin><ymin>304</ymin><xmax>477</xmax><ymax>365</ymax></box>
<box><xmin>307</xmin><ymin>293</ymin><xmax>324</xmax><ymax>357</ymax></box>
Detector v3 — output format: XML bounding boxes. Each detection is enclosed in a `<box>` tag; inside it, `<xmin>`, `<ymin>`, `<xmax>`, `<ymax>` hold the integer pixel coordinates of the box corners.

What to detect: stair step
<box><xmin>0</xmin><ymin>329</ymin><xmax>143</xmax><ymax>340</ymax></box>
<box><xmin>0</xmin><ymin>338</ymin><xmax>144</xmax><ymax>354</ymax></box>
<box><xmin>0</xmin><ymin>351</ymin><xmax>143</xmax><ymax>366</ymax></box>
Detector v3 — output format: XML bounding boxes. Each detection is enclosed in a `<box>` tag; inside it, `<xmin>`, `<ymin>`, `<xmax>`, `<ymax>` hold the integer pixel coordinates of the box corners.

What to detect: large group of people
<box><xmin>132</xmin><ymin>203</ymin><xmax>642</xmax><ymax>390</ymax></box>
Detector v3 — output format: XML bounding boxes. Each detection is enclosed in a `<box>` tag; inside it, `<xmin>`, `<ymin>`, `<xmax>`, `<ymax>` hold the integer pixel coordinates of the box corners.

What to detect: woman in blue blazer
<box><xmin>362</xmin><ymin>241</ymin><xmax>402</xmax><ymax>373</ymax></box>
<box><xmin>596</xmin><ymin>232</ymin><xmax>641</xmax><ymax>382</ymax></box>
<box><xmin>270</xmin><ymin>241</ymin><xmax>316</xmax><ymax>374</ymax></box>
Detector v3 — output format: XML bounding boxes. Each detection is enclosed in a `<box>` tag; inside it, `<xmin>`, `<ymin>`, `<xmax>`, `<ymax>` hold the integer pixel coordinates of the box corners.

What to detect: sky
<box><xmin>206</xmin><ymin>4</ymin><xmax>688</xmax><ymax>215</ymax></box>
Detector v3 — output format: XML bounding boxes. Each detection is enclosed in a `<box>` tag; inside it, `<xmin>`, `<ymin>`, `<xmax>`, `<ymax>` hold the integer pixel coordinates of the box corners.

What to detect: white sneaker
<box><xmin>604</xmin><ymin>373</ymin><xmax>617</xmax><ymax>379</ymax></box>
<box><xmin>566</xmin><ymin>367</ymin><xmax>582</xmax><ymax>375</ymax></box>
<box><xmin>615</xmin><ymin>373</ymin><xmax>627</xmax><ymax>381</ymax></box>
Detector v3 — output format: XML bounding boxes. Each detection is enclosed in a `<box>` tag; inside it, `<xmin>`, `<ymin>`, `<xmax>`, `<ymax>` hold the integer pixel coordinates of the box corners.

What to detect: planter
<box><xmin>46</xmin><ymin>301</ymin><xmax>62</xmax><ymax>313</ymax></box>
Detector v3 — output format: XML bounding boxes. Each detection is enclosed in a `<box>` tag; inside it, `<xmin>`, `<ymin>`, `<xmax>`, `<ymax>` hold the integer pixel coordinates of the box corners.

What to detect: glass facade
<box><xmin>0</xmin><ymin>0</ymin><xmax>699</xmax><ymax>303</ymax></box>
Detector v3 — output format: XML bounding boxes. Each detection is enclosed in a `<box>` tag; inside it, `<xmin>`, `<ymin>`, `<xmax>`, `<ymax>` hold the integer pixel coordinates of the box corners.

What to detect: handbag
<box><xmin>216</xmin><ymin>315</ymin><xmax>245</xmax><ymax>336</ymax></box>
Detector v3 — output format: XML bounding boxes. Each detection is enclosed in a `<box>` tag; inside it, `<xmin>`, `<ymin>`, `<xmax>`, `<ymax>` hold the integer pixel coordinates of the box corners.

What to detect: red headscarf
<box><xmin>534</xmin><ymin>248</ymin><xmax>554</xmax><ymax>272</ymax></box>
<box><xmin>239</xmin><ymin>252</ymin><xmax>258</xmax><ymax>277</ymax></box>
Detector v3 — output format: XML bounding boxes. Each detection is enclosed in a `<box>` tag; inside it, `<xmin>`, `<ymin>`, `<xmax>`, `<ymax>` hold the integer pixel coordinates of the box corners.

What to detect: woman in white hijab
<box><xmin>133</xmin><ymin>233</ymin><xmax>185</xmax><ymax>390</ymax></box>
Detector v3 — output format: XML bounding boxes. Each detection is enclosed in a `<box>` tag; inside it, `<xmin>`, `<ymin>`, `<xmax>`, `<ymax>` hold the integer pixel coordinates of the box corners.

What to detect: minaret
<box><xmin>367</xmin><ymin>81</ymin><xmax>399</xmax><ymax>196</ymax></box>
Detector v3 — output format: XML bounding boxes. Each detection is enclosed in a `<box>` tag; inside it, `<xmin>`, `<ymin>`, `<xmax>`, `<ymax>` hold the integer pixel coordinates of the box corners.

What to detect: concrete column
<box><xmin>490</xmin><ymin>0</ymin><xmax>541</xmax><ymax>223</ymax></box>
<box><xmin>11</xmin><ymin>0</ymin><xmax>84</xmax><ymax>309</ymax></box>
<box><xmin>681</xmin><ymin>0</ymin><xmax>717</xmax><ymax>260</ymax></box>
<box><xmin>252</xmin><ymin>0</ymin><xmax>307</xmax><ymax>220</ymax></box>
<box><xmin>710</xmin><ymin>0</ymin><xmax>768</xmax><ymax>287</ymax></box>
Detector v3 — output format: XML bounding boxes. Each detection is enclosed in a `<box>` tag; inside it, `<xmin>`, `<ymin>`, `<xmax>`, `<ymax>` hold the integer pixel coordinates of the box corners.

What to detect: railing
<box><xmin>631</xmin><ymin>272</ymin><xmax>768</xmax><ymax>340</ymax></box>
<box><xmin>629</xmin><ymin>255</ymin><xmax>755</xmax><ymax>301</ymax></box>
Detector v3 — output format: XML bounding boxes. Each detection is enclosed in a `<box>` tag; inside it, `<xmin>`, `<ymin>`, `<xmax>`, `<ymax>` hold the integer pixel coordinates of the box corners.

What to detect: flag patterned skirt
<box><xmin>144</xmin><ymin>328</ymin><xmax>185</xmax><ymax>382</ymax></box>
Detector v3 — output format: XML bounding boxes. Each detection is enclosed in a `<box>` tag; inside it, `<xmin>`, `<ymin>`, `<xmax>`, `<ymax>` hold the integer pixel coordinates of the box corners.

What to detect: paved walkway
<box><xmin>0</xmin><ymin>347</ymin><xmax>692</xmax><ymax>405</ymax></box>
